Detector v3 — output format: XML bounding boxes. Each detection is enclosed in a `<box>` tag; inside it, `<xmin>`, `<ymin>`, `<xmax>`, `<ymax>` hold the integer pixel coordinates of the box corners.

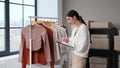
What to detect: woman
<box><xmin>57</xmin><ymin>10</ymin><xmax>90</xmax><ymax>68</ymax></box>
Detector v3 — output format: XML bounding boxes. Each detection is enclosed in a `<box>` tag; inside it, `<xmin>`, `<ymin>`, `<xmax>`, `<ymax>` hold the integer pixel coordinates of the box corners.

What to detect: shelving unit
<box><xmin>114</xmin><ymin>50</ymin><xmax>119</xmax><ymax>68</ymax></box>
<box><xmin>86</xmin><ymin>28</ymin><xmax>117</xmax><ymax>68</ymax></box>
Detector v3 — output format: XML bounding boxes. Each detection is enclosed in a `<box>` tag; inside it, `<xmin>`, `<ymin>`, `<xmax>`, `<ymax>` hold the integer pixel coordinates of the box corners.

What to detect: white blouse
<box><xmin>68</xmin><ymin>24</ymin><xmax>90</xmax><ymax>58</ymax></box>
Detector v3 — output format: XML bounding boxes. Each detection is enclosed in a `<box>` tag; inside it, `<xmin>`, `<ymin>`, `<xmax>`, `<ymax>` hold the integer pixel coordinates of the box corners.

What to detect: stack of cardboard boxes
<box><xmin>89</xmin><ymin>21</ymin><xmax>111</xmax><ymax>50</ymax></box>
<box><xmin>114</xmin><ymin>30</ymin><xmax>120</xmax><ymax>67</ymax></box>
<box><xmin>90</xmin><ymin>34</ymin><xmax>109</xmax><ymax>68</ymax></box>
<box><xmin>89</xmin><ymin>21</ymin><xmax>112</xmax><ymax>68</ymax></box>
<box><xmin>90</xmin><ymin>57</ymin><xmax>107</xmax><ymax>68</ymax></box>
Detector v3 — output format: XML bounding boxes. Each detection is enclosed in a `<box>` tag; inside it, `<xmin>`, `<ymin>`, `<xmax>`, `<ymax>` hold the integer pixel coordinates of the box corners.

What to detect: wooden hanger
<box><xmin>31</xmin><ymin>20</ymin><xmax>37</xmax><ymax>25</ymax></box>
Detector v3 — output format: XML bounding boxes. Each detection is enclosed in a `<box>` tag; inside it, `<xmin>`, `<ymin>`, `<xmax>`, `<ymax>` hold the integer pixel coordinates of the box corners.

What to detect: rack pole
<box><xmin>29</xmin><ymin>17</ymin><xmax>32</xmax><ymax>68</ymax></box>
<box><xmin>28</xmin><ymin>16</ymin><xmax>60</xmax><ymax>20</ymax></box>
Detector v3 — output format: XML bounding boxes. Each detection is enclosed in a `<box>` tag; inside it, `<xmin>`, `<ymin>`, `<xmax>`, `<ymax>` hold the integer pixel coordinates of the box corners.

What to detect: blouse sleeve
<box><xmin>68</xmin><ymin>37</ymin><xmax>75</xmax><ymax>48</ymax></box>
<box><xmin>74</xmin><ymin>27</ymin><xmax>90</xmax><ymax>53</ymax></box>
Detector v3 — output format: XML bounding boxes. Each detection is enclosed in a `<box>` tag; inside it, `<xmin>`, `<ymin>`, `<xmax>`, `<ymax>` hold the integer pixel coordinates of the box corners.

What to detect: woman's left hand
<box><xmin>56</xmin><ymin>37</ymin><xmax>69</xmax><ymax>43</ymax></box>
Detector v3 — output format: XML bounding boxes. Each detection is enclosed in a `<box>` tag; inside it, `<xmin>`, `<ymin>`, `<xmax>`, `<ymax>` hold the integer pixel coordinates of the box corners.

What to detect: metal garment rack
<box><xmin>28</xmin><ymin>16</ymin><xmax>60</xmax><ymax>68</ymax></box>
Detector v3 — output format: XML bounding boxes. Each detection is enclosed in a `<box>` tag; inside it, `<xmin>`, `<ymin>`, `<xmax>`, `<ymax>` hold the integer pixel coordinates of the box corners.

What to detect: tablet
<box><xmin>58</xmin><ymin>41</ymin><xmax>74</xmax><ymax>48</ymax></box>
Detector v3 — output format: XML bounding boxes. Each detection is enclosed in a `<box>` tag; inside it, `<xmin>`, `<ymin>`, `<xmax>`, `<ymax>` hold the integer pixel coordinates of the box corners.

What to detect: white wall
<box><xmin>37</xmin><ymin>0</ymin><xmax>62</xmax><ymax>18</ymax></box>
<box><xmin>37</xmin><ymin>0</ymin><xmax>62</xmax><ymax>23</ymax></box>
<box><xmin>63</xmin><ymin>0</ymin><xmax>120</xmax><ymax>35</ymax></box>
<box><xmin>37</xmin><ymin>0</ymin><xmax>58</xmax><ymax>17</ymax></box>
<box><xmin>58</xmin><ymin>0</ymin><xmax>63</xmax><ymax>22</ymax></box>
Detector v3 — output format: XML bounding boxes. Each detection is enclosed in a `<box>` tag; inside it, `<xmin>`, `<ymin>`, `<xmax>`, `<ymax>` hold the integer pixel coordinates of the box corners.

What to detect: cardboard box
<box><xmin>90</xmin><ymin>57</ymin><xmax>107</xmax><ymax>64</ymax></box>
<box><xmin>118</xmin><ymin>55</ymin><xmax>120</xmax><ymax>61</ymax></box>
<box><xmin>85</xmin><ymin>20</ymin><xmax>91</xmax><ymax>28</ymax></box>
<box><xmin>91</xmin><ymin>34</ymin><xmax>109</xmax><ymax>39</ymax></box>
<box><xmin>119</xmin><ymin>30</ymin><xmax>120</xmax><ymax>36</ymax></box>
<box><xmin>90</xmin><ymin>64</ymin><xmax>106</xmax><ymax>68</ymax></box>
<box><xmin>118</xmin><ymin>56</ymin><xmax>120</xmax><ymax>68</ymax></box>
<box><xmin>90</xmin><ymin>21</ymin><xmax>112</xmax><ymax>28</ymax></box>
<box><xmin>114</xmin><ymin>36</ymin><xmax>120</xmax><ymax>50</ymax></box>
<box><xmin>91</xmin><ymin>38</ymin><xmax>109</xmax><ymax>49</ymax></box>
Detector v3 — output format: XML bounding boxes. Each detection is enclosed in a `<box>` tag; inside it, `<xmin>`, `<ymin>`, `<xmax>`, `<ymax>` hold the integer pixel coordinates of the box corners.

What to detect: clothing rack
<box><xmin>28</xmin><ymin>16</ymin><xmax>61</xmax><ymax>20</ymax></box>
<box><xmin>28</xmin><ymin>16</ymin><xmax>61</xmax><ymax>68</ymax></box>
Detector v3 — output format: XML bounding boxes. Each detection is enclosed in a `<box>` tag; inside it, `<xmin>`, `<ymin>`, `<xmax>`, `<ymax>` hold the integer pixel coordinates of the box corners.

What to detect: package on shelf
<box><xmin>90</xmin><ymin>57</ymin><xmax>107</xmax><ymax>64</ymax></box>
<box><xmin>85</xmin><ymin>20</ymin><xmax>90</xmax><ymax>28</ymax></box>
<box><xmin>91</xmin><ymin>34</ymin><xmax>109</xmax><ymax>39</ymax></box>
<box><xmin>118</xmin><ymin>55</ymin><xmax>120</xmax><ymax>62</ymax></box>
<box><xmin>90</xmin><ymin>64</ymin><xmax>106</xmax><ymax>68</ymax></box>
<box><xmin>91</xmin><ymin>38</ymin><xmax>109</xmax><ymax>49</ymax></box>
<box><xmin>118</xmin><ymin>55</ymin><xmax>120</xmax><ymax>67</ymax></box>
<box><xmin>119</xmin><ymin>30</ymin><xmax>120</xmax><ymax>36</ymax></box>
<box><xmin>114</xmin><ymin>36</ymin><xmax>120</xmax><ymax>51</ymax></box>
<box><xmin>90</xmin><ymin>21</ymin><xmax>112</xmax><ymax>28</ymax></box>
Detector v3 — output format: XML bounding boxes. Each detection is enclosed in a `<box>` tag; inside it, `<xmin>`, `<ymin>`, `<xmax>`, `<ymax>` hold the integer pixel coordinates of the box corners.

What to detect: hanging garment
<box><xmin>51</xmin><ymin>24</ymin><xmax>68</xmax><ymax>64</ymax></box>
<box><xmin>21</xmin><ymin>41</ymin><xmax>47</xmax><ymax>68</ymax></box>
<box><xmin>19</xmin><ymin>24</ymin><xmax>51</xmax><ymax>68</ymax></box>
<box><xmin>50</xmin><ymin>26</ymin><xmax>61</xmax><ymax>64</ymax></box>
<box><xmin>51</xmin><ymin>24</ymin><xmax>67</xmax><ymax>54</ymax></box>
<box><xmin>38</xmin><ymin>23</ymin><xmax>55</xmax><ymax>68</ymax></box>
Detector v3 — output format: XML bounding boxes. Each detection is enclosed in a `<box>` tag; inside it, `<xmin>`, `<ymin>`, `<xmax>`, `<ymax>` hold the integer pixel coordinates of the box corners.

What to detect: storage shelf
<box><xmin>87</xmin><ymin>28</ymin><xmax>118</xmax><ymax>68</ymax></box>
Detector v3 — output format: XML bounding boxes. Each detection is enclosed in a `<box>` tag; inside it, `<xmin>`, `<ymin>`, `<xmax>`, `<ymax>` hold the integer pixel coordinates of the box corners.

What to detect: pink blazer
<box><xmin>19</xmin><ymin>24</ymin><xmax>51</xmax><ymax>62</ymax></box>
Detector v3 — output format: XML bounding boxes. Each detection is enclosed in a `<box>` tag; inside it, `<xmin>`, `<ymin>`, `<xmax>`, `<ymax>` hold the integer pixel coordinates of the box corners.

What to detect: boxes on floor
<box><xmin>90</xmin><ymin>64</ymin><xmax>106</xmax><ymax>68</ymax></box>
<box><xmin>118</xmin><ymin>55</ymin><xmax>120</xmax><ymax>68</ymax></box>
<box><xmin>90</xmin><ymin>57</ymin><xmax>107</xmax><ymax>64</ymax></box>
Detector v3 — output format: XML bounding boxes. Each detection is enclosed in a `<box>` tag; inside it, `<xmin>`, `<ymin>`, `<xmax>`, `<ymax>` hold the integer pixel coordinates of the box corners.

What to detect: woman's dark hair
<box><xmin>67</xmin><ymin>10</ymin><xmax>86</xmax><ymax>25</ymax></box>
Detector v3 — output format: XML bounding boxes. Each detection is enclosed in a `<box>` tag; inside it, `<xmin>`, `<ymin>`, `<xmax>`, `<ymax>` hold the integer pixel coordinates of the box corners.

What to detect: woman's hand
<box><xmin>56</xmin><ymin>37</ymin><xmax>69</xmax><ymax>43</ymax></box>
<box><xmin>62</xmin><ymin>37</ymin><xmax>69</xmax><ymax>43</ymax></box>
